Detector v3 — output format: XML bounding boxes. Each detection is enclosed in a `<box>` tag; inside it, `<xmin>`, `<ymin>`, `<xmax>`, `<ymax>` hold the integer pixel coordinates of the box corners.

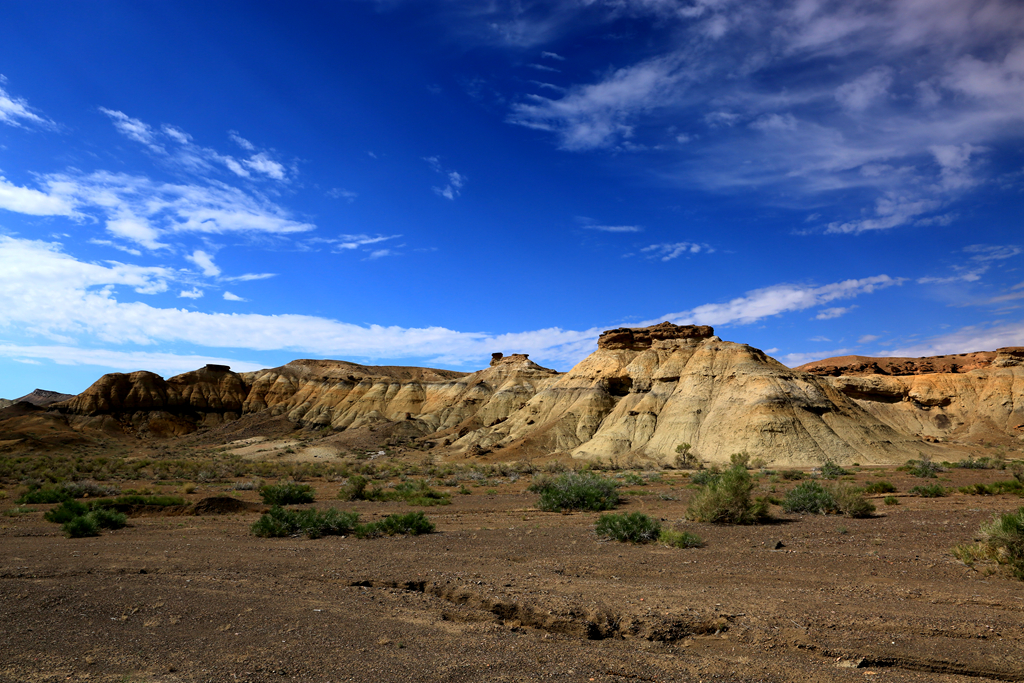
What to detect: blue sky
<box><xmin>1</xmin><ymin>0</ymin><xmax>1022</xmax><ymax>398</ymax></box>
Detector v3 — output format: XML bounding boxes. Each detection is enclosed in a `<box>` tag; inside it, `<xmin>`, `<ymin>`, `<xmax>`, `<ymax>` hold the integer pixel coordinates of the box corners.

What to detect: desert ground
<box><xmin>2</xmin><ymin>436</ymin><xmax>1023</xmax><ymax>683</ymax></box>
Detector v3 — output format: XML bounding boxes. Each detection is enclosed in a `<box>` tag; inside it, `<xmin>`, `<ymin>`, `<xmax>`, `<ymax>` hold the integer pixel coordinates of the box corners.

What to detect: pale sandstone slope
<box><xmin>450</xmin><ymin>323</ymin><xmax>926</xmax><ymax>466</ymax></box>
<box><xmin>798</xmin><ymin>348</ymin><xmax>1024</xmax><ymax>445</ymax></box>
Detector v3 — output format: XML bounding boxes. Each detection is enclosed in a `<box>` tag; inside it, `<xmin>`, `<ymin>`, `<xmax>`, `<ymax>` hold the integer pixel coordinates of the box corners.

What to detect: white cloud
<box><xmin>641</xmin><ymin>242</ymin><xmax>712</xmax><ymax>261</ymax></box>
<box><xmin>366</xmin><ymin>249</ymin><xmax>394</xmax><ymax>260</ymax></box>
<box><xmin>0</xmin><ymin>176</ymin><xmax>76</xmax><ymax>216</ymax></box>
<box><xmin>229</xmin><ymin>130</ymin><xmax>256</xmax><ymax>151</ymax></box>
<box><xmin>432</xmin><ymin>166</ymin><xmax>466</xmax><ymax>200</ymax></box>
<box><xmin>886</xmin><ymin>320</ymin><xmax>1024</xmax><ymax>357</ymax></box>
<box><xmin>186</xmin><ymin>249</ymin><xmax>221</xmax><ymax>277</ymax></box>
<box><xmin>243</xmin><ymin>152</ymin><xmax>287</xmax><ymax>180</ymax></box>
<box><xmin>36</xmin><ymin>170</ymin><xmax>314</xmax><ymax>249</ymax></box>
<box><xmin>179</xmin><ymin>288</ymin><xmax>204</xmax><ymax>299</ymax></box>
<box><xmin>809</xmin><ymin>335</ymin><xmax>832</xmax><ymax>342</ymax></box>
<box><xmin>100</xmin><ymin>108</ymin><xmax>165</xmax><ymax>153</ymax></box>
<box><xmin>656</xmin><ymin>275</ymin><xmax>902</xmax><ymax>327</ymax></box>
<box><xmin>858</xmin><ymin>334</ymin><xmax>881</xmax><ymax>343</ymax></box>
<box><xmin>224</xmin><ymin>272</ymin><xmax>276</xmax><ymax>282</ymax></box>
<box><xmin>0</xmin><ymin>343</ymin><xmax>265</xmax><ymax>375</ymax></box>
<box><xmin>326</xmin><ymin>234</ymin><xmax>402</xmax><ymax>252</ymax></box>
<box><xmin>835</xmin><ymin>67</ymin><xmax>893</xmax><ymax>112</ymax></box>
<box><xmin>584</xmin><ymin>224</ymin><xmax>642</xmax><ymax>233</ymax></box>
<box><xmin>223</xmin><ymin>291</ymin><xmax>246</xmax><ymax>302</ymax></box>
<box><xmin>0</xmin><ymin>81</ymin><xmax>54</xmax><ymax>128</ymax></box>
<box><xmin>328</xmin><ymin>188</ymin><xmax>358</xmax><ymax>202</ymax></box>
<box><xmin>815</xmin><ymin>306</ymin><xmax>854</xmax><ymax>320</ymax></box>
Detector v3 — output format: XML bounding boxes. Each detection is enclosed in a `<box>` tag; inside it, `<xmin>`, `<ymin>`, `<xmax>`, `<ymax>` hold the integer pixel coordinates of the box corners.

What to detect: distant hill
<box><xmin>13</xmin><ymin>389</ymin><xmax>76</xmax><ymax>407</ymax></box>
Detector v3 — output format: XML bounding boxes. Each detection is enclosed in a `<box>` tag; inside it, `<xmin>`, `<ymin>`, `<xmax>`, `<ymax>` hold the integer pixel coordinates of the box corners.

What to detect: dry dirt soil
<box><xmin>2</xmin><ymin>467</ymin><xmax>1023</xmax><ymax>683</ymax></box>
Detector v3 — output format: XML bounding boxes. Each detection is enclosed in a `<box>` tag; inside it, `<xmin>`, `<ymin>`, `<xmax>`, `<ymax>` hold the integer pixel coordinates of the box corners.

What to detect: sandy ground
<box><xmin>2</xmin><ymin>466</ymin><xmax>1023</xmax><ymax>683</ymax></box>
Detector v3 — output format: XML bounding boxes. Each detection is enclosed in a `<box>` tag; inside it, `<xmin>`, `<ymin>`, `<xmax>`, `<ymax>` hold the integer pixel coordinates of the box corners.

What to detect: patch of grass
<box><xmin>355</xmin><ymin>511</ymin><xmax>434</xmax><ymax>538</ymax></box>
<box><xmin>864</xmin><ymin>481</ymin><xmax>896</xmax><ymax>494</ymax></box>
<box><xmin>690</xmin><ymin>467</ymin><xmax>721</xmax><ymax>487</ymax></box>
<box><xmin>779</xmin><ymin>470</ymin><xmax>805</xmax><ymax>481</ymax></box>
<box><xmin>251</xmin><ymin>506</ymin><xmax>360</xmax><ymax>538</ymax></box>
<box><xmin>910</xmin><ymin>483</ymin><xmax>947</xmax><ymax>498</ymax></box>
<box><xmin>531</xmin><ymin>472</ymin><xmax>620</xmax><ymax>512</ymax></box>
<box><xmin>883</xmin><ymin>495</ymin><xmax>899</xmax><ymax>506</ymax></box>
<box><xmin>91</xmin><ymin>495</ymin><xmax>186</xmax><ymax>508</ymax></box>
<box><xmin>782</xmin><ymin>481</ymin><xmax>875</xmax><ymax>517</ymax></box>
<box><xmin>339</xmin><ymin>477</ymin><xmax>451</xmax><ymax>506</ymax></box>
<box><xmin>620</xmin><ymin>472</ymin><xmax>646</xmax><ymax>486</ymax></box>
<box><xmin>958</xmin><ymin>480</ymin><xmax>1024</xmax><ymax>495</ymax></box>
<box><xmin>595</xmin><ymin>512</ymin><xmax>661</xmax><ymax>543</ymax></box>
<box><xmin>259</xmin><ymin>482</ymin><xmax>315</xmax><ymax>506</ymax></box>
<box><xmin>954</xmin><ymin>507</ymin><xmax>1024</xmax><ymax>580</ymax></box>
<box><xmin>685</xmin><ymin>465</ymin><xmax>770</xmax><ymax>525</ymax></box>
<box><xmin>659</xmin><ymin>529</ymin><xmax>703</xmax><ymax>549</ymax></box>
<box><xmin>60</xmin><ymin>481</ymin><xmax>121</xmax><ymax>498</ymax></box>
<box><xmin>2</xmin><ymin>506</ymin><xmax>33</xmax><ymax>516</ymax></box>
<box><xmin>954</xmin><ymin>457</ymin><xmax>999</xmax><ymax>470</ymax></box>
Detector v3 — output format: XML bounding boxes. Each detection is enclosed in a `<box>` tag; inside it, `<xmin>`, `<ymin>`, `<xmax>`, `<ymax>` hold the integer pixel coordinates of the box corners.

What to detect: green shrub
<box><xmin>864</xmin><ymin>481</ymin><xmax>896</xmax><ymax>494</ymax></box>
<box><xmin>259</xmin><ymin>482</ymin><xmax>315</xmax><ymax>506</ymax></box>
<box><xmin>380</xmin><ymin>480</ymin><xmax>451</xmax><ymax>506</ymax></box>
<box><xmin>89</xmin><ymin>508</ymin><xmax>127</xmax><ymax>530</ymax></box>
<box><xmin>620</xmin><ymin>473</ymin><xmax>646</xmax><ymax>486</ymax></box>
<box><xmin>779</xmin><ymin>470</ymin><xmax>805</xmax><ymax>481</ymax></box>
<box><xmin>338</xmin><ymin>475</ymin><xmax>371</xmax><ymax>501</ymax></box>
<box><xmin>819</xmin><ymin>460</ymin><xmax>849</xmax><ymax>479</ymax></box>
<box><xmin>44</xmin><ymin>499</ymin><xmax>89</xmax><ymax>524</ymax></box>
<box><xmin>673</xmin><ymin>443</ymin><xmax>700</xmax><ymax>469</ymax></box>
<box><xmin>355</xmin><ymin>511</ymin><xmax>434</xmax><ymax>538</ymax></box>
<box><xmin>958</xmin><ymin>480</ymin><xmax>1024</xmax><ymax>495</ymax></box>
<box><xmin>955</xmin><ymin>457</ymin><xmax>997</xmax><ymax>470</ymax></box>
<box><xmin>782</xmin><ymin>481</ymin><xmax>874</xmax><ymax>517</ymax></box>
<box><xmin>16</xmin><ymin>487</ymin><xmax>70</xmax><ymax>505</ymax></box>
<box><xmin>595</xmin><ymin>512</ymin><xmax>661</xmax><ymax>543</ymax></box>
<box><xmin>782</xmin><ymin>481</ymin><xmax>834</xmax><ymax>514</ymax></box>
<box><xmin>905</xmin><ymin>457</ymin><xmax>943</xmax><ymax>478</ymax></box>
<box><xmin>61</xmin><ymin>481</ymin><xmax>121</xmax><ymax>498</ymax></box>
<box><xmin>691</xmin><ymin>467</ymin><xmax>721</xmax><ymax>487</ymax></box>
<box><xmin>532</xmin><ymin>472</ymin><xmax>620</xmax><ymax>512</ymax></box>
<box><xmin>685</xmin><ymin>465</ymin><xmax>769</xmax><ymax>524</ymax></box>
<box><xmin>830</xmin><ymin>483</ymin><xmax>876</xmax><ymax>518</ymax></box>
<box><xmin>910</xmin><ymin>483</ymin><xmax>947</xmax><ymax>498</ymax></box>
<box><xmin>659</xmin><ymin>529</ymin><xmax>703</xmax><ymax>549</ymax></box>
<box><xmin>251</xmin><ymin>506</ymin><xmax>360</xmax><ymax>538</ymax></box>
<box><xmin>62</xmin><ymin>515</ymin><xmax>99</xmax><ymax>538</ymax></box>
<box><xmin>729</xmin><ymin>452</ymin><xmax>751</xmax><ymax>469</ymax></box>
<box><xmin>883</xmin><ymin>495</ymin><xmax>899</xmax><ymax>506</ymax></box>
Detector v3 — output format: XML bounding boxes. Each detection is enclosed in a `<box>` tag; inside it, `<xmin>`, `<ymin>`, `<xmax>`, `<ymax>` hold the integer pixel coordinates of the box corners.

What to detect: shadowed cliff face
<box><xmin>26</xmin><ymin>325</ymin><xmax>1023</xmax><ymax>464</ymax></box>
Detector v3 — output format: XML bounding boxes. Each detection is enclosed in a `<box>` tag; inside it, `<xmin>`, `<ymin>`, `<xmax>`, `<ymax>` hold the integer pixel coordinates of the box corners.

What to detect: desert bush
<box><xmin>595</xmin><ymin>512</ymin><xmax>661</xmax><ymax>543</ymax></box>
<box><xmin>905</xmin><ymin>456</ymin><xmax>943</xmax><ymax>478</ymax></box>
<box><xmin>729</xmin><ymin>451</ymin><xmax>752</xmax><ymax>469</ymax></box>
<box><xmin>659</xmin><ymin>529</ymin><xmax>704</xmax><ymax>548</ymax></box>
<box><xmin>381</xmin><ymin>480</ymin><xmax>451</xmax><ymax>506</ymax></box>
<box><xmin>233</xmin><ymin>479</ymin><xmax>263</xmax><ymax>491</ymax></box>
<box><xmin>691</xmin><ymin>467</ymin><xmax>721</xmax><ymax>487</ymax></box>
<box><xmin>829</xmin><ymin>483</ymin><xmax>876</xmax><ymax>518</ymax></box>
<box><xmin>355</xmin><ymin>511</ymin><xmax>434</xmax><ymax>538</ymax></box>
<box><xmin>883</xmin><ymin>495</ymin><xmax>899</xmax><ymax>506</ymax></box>
<box><xmin>1011</xmin><ymin>463</ymin><xmax>1024</xmax><ymax>484</ymax></box>
<box><xmin>782</xmin><ymin>481</ymin><xmax>874</xmax><ymax>517</ymax></box>
<box><xmin>259</xmin><ymin>482</ymin><xmax>315</xmax><ymax>506</ymax></box>
<box><xmin>779</xmin><ymin>470</ymin><xmax>805</xmax><ymax>481</ymax></box>
<box><xmin>16</xmin><ymin>486</ymin><xmax>70</xmax><ymax>505</ymax></box>
<box><xmin>62</xmin><ymin>515</ymin><xmax>99</xmax><ymax>538</ymax></box>
<box><xmin>531</xmin><ymin>472</ymin><xmax>620</xmax><ymax>512</ymax></box>
<box><xmin>910</xmin><ymin>483</ymin><xmax>947</xmax><ymax>497</ymax></box>
<box><xmin>782</xmin><ymin>481</ymin><xmax>835</xmax><ymax>514</ymax></box>
<box><xmin>251</xmin><ymin>506</ymin><xmax>360</xmax><ymax>538</ymax></box>
<box><xmin>620</xmin><ymin>473</ymin><xmax>646</xmax><ymax>486</ymax></box>
<box><xmin>818</xmin><ymin>460</ymin><xmax>849</xmax><ymax>479</ymax></box>
<box><xmin>60</xmin><ymin>480</ymin><xmax>121</xmax><ymax>498</ymax></box>
<box><xmin>337</xmin><ymin>475</ymin><xmax>371</xmax><ymax>501</ymax></box>
<box><xmin>89</xmin><ymin>508</ymin><xmax>128</xmax><ymax>530</ymax></box>
<box><xmin>864</xmin><ymin>481</ymin><xmax>896</xmax><ymax>494</ymax></box>
<box><xmin>44</xmin><ymin>499</ymin><xmax>89</xmax><ymax>524</ymax></box>
<box><xmin>958</xmin><ymin>481</ymin><xmax>1024</xmax><ymax>495</ymax></box>
<box><xmin>955</xmin><ymin>457</ymin><xmax>998</xmax><ymax>470</ymax></box>
<box><xmin>685</xmin><ymin>465</ymin><xmax>769</xmax><ymax>524</ymax></box>
<box><xmin>673</xmin><ymin>443</ymin><xmax>700</xmax><ymax>469</ymax></box>
<box><xmin>91</xmin><ymin>495</ymin><xmax>185</xmax><ymax>508</ymax></box>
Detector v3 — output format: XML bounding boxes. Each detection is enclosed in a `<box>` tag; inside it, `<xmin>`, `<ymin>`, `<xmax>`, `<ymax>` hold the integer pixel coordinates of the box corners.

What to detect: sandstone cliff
<box><xmin>797</xmin><ymin>348</ymin><xmax>1024</xmax><ymax>446</ymax></box>
<box><xmin>447</xmin><ymin>324</ymin><xmax>925</xmax><ymax>466</ymax></box>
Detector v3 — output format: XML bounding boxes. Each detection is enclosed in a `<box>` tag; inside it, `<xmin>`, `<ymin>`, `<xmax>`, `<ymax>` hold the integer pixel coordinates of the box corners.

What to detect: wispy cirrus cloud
<box><xmin>0</xmin><ymin>77</ymin><xmax>55</xmax><ymax>128</ymax></box>
<box><xmin>641</xmin><ymin>241</ymin><xmax>712</xmax><ymax>261</ymax></box>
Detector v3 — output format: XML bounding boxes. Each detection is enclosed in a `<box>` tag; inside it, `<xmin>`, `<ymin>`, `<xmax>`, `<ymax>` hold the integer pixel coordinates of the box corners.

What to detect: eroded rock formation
<box><xmin>797</xmin><ymin>348</ymin><xmax>1024</xmax><ymax>445</ymax></box>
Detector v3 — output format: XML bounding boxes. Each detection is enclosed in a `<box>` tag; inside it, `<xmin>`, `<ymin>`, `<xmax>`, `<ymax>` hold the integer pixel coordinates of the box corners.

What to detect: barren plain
<box><xmin>2</xmin><ymin>442</ymin><xmax>1023</xmax><ymax>683</ymax></box>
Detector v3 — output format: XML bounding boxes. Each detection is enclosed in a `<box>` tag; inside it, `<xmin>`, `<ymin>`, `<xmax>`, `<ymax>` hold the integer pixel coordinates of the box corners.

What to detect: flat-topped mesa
<box><xmin>490</xmin><ymin>352</ymin><xmax>532</xmax><ymax>366</ymax></box>
<box><xmin>796</xmin><ymin>348</ymin><xmax>1024</xmax><ymax>377</ymax></box>
<box><xmin>597</xmin><ymin>322</ymin><xmax>716</xmax><ymax>351</ymax></box>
